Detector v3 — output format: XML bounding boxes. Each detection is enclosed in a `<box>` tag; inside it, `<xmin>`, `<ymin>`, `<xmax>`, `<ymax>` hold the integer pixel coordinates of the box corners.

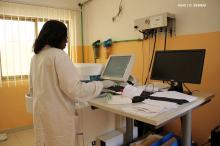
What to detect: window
<box><xmin>0</xmin><ymin>16</ymin><xmax>69</xmax><ymax>80</ymax></box>
<box><xmin>0</xmin><ymin>18</ymin><xmax>34</xmax><ymax>78</ymax></box>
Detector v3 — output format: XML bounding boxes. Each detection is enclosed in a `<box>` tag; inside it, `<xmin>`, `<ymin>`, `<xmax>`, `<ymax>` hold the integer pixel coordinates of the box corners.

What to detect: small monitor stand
<box><xmin>168</xmin><ymin>81</ymin><xmax>183</xmax><ymax>93</ymax></box>
<box><xmin>168</xmin><ymin>81</ymin><xmax>192</xmax><ymax>95</ymax></box>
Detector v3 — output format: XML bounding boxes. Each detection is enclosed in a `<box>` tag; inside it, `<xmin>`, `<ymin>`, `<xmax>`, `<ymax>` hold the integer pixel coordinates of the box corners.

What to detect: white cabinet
<box><xmin>76</xmin><ymin>106</ymin><xmax>115</xmax><ymax>146</ymax></box>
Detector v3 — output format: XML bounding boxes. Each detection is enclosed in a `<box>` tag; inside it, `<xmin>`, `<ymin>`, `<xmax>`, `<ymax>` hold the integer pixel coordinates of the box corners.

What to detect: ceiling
<box><xmin>1</xmin><ymin>0</ymin><xmax>86</xmax><ymax>10</ymax></box>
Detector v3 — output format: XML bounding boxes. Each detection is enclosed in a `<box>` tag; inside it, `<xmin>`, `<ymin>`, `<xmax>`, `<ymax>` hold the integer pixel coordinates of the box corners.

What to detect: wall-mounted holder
<box><xmin>92</xmin><ymin>40</ymin><xmax>101</xmax><ymax>63</ymax></box>
<box><xmin>103</xmin><ymin>39</ymin><xmax>113</xmax><ymax>58</ymax></box>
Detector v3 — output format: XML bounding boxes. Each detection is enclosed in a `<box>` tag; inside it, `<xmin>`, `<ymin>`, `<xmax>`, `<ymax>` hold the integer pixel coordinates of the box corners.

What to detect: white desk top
<box><xmin>89</xmin><ymin>92</ymin><xmax>214</xmax><ymax>128</ymax></box>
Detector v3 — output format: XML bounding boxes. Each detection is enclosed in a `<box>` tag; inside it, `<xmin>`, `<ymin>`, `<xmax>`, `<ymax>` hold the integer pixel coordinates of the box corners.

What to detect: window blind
<box><xmin>0</xmin><ymin>1</ymin><xmax>78</xmax><ymax>87</ymax></box>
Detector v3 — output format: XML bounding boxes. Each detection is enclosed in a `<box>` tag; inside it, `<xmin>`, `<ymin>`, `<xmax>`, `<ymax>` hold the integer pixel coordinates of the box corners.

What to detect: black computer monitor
<box><xmin>150</xmin><ymin>49</ymin><xmax>206</xmax><ymax>93</ymax></box>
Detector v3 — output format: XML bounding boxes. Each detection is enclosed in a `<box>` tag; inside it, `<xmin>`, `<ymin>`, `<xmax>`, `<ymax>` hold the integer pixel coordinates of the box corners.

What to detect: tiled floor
<box><xmin>0</xmin><ymin>129</ymin><xmax>35</xmax><ymax>146</ymax></box>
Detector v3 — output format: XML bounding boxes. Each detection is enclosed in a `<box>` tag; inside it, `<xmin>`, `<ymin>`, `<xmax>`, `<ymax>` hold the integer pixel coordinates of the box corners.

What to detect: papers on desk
<box><xmin>107</xmin><ymin>95</ymin><xmax>132</xmax><ymax>104</ymax></box>
<box><xmin>122</xmin><ymin>104</ymin><xmax>165</xmax><ymax>117</ymax></box>
<box><xmin>122</xmin><ymin>85</ymin><xmax>143</xmax><ymax>98</ymax></box>
<box><xmin>140</xmin><ymin>82</ymin><xmax>170</xmax><ymax>92</ymax></box>
<box><xmin>121</xmin><ymin>83</ymin><xmax>170</xmax><ymax>98</ymax></box>
<box><xmin>143</xmin><ymin>99</ymin><xmax>178</xmax><ymax>109</ymax></box>
<box><xmin>122</xmin><ymin>100</ymin><xmax>178</xmax><ymax>117</ymax></box>
<box><xmin>151</xmin><ymin>91</ymin><xmax>198</xmax><ymax>102</ymax></box>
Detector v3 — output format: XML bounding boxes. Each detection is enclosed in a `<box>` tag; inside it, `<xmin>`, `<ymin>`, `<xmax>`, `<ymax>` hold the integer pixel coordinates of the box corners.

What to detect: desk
<box><xmin>89</xmin><ymin>92</ymin><xmax>214</xmax><ymax>146</ymax></box>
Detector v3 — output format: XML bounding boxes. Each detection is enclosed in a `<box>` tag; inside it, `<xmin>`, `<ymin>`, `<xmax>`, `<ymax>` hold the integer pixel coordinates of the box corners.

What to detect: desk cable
<box><xmin>144</xmin><ymin>30</ymin><xmax>157</xmax><ymax>85</ymax></box>
<box><xmin>183</xmin><ymin>83</ymin><xmax>192</xmax><ymax>95</ymax></box>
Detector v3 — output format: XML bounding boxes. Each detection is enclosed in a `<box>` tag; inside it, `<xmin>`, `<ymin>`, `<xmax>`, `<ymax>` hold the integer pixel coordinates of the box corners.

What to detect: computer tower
<box><xmin>96</xmin><ymin>130</ymin><xmax>123</xmax><ymax>146</ymax></box>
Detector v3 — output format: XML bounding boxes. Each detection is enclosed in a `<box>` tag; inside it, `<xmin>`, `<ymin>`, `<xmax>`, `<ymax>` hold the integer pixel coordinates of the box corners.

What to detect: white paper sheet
<box><xmin>137</xmin><ymin>82</ymin><xmax>170</xmax><ymax>92</ymax></box>
<box><xmin>122</xmin><ymin>85</ymin><xmax>143</xmax><ymax>98</ymax></box>
<box><xmin>122</xmin><ymin>104</ymin><xmax>166</xmax><ymax>117</ymax></box>
<box><xmin>143</xmin><ymin>99</ymin><xmax>178</xmax><ymax>109</ymax></box>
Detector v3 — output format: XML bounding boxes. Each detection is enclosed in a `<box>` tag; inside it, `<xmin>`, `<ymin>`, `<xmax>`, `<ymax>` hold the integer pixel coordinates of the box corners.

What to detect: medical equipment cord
<box><xmin>144</xmin><ymin>30</ymin><xmax>157</xmax><ymax>85</ymax></box>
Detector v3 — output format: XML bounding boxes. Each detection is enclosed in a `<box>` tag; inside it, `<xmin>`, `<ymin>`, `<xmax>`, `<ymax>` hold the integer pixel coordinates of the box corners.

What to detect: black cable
<box><xmin>183</xmin><ymin>83</ymin><xmax>192</xmax><ymax>95</ymax></box>
<box><xmin>164</xmin><ymin>28</ymin><xmax>167</xmax><ymax>51</ymax></box>
<box><xmin>162</xmin><ymin>28</ymin><xmax>167</xmax><ymax>83</ymax></box>
<box><xmin>144</xmin><ymin>30</ymin><xmax>157</xmax><ymax>85</ymax></box>
<box><xmin>112</xmin><ymin>0</ymin><xmax>123</xmax><ymax>22</ymax></box>
<box><xmin>141</xmin><ymin>37</ymin><xmax>145</xmax><ymax>84</ymax></box>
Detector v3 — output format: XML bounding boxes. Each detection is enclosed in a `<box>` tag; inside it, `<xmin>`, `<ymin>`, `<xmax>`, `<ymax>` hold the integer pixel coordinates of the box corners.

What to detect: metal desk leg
<box><xmin>181</xmin><ymin>110</ymin><xmax>192</xmax><ymax>146</ymax></box>
<box><xmin>125</xmin><ymin>117</ymin><xmax>133</xmax><ymax>144</ymax></box>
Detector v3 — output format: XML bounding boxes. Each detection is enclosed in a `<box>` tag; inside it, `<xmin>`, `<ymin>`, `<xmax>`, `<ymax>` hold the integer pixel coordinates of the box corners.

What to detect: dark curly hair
<box><xmin>33</xmin><ymin>20</ymin><xmax>67</xmax><ymax>54</ymax></box>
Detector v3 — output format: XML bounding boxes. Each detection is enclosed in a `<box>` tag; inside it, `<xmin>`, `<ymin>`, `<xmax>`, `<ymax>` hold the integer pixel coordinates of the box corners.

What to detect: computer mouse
<box><xmin>132</xmin><ymin>96</ymin><xmax>146</xmax><ymax>103</ymax></box>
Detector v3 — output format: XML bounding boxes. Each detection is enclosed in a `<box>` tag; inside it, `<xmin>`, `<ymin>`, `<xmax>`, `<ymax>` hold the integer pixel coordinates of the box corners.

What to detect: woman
<box><xmin>29</xmin><ymin>20</ymin><xmax>114</xmax><ymax>146</ymax></box>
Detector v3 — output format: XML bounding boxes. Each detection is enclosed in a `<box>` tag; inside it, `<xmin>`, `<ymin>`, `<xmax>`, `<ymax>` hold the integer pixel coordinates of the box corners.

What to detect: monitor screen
<box><xmin>101</xmin><ymin>55</ymin><xmax>135</xmax><ymax>81</ymax></box>
<box><xmin>150</xmin><ymin>49</ymin><xmax>206</xmax><ymax>84</ymax></box>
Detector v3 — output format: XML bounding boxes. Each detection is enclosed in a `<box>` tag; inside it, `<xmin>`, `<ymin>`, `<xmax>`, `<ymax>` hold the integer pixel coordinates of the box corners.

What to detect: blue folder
<box><xmin>151</xmin><ymin>132</ymin><xmax>178</xmax><ymax>146</ymax></box>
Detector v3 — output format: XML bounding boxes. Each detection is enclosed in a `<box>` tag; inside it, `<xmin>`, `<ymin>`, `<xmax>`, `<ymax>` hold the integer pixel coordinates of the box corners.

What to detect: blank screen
<box><xmin>103</xmin><ymin>56</ymin><xmax>131</xmax><ymax>78</ymax></box>
<box><xmin>150</xmin><ymin>49</ymin><xmax>205</xmax><ymax>84</ymax></box>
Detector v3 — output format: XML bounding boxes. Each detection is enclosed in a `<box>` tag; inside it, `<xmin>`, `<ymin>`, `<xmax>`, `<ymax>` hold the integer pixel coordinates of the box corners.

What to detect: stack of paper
<box><xmin>122</xmin><ymin>104</ymin><xmax>163</xmax><ymax>117</ymax></box>
<box><xmin>122</xmin><ymin>101</ymin><xmax>177</xmax><ymax>117</ymax></box>
<box><xmin>121</xmin><ymin>98</ymin><xmax>179</xmax><ymax>117</ymax></box>
<box><xmin>143</xmin><ymin>99</ymin><xmax>178</xmax><ymax>109</ymax></box>
<box><xmin>144</xmin><ymin>82</ymin><xmax>170</xmax><ymax>92</ymax></box>
<box><xmin>122</xmin><ymin>85</ymin><xmax>143</xmax><ymax>98</ymax></box>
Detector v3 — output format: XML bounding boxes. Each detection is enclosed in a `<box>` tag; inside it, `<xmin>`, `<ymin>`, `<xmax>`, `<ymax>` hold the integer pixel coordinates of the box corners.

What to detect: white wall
<box><xmin>83</xmin><ymin>0</ymin><xmax>220</xmax><ymax>44</ymax></box>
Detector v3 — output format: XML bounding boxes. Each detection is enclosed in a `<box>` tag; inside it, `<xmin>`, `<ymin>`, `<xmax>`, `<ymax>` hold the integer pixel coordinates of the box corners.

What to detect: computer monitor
<box><xmin>150</xmin><ymin>49</ymin><xmax>206</xmax><ymax>93</ymax></box>
<box><xmin>101</xmin><ymin>54</ymin><xmax>135</xmax><ymax>82</ymax></box>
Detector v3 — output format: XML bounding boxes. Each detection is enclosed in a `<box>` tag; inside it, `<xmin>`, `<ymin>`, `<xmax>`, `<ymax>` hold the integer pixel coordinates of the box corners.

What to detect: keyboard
<box><xmin>101</xmin><ymin>89</ymin><xmax>120</xmax><ymax>95</ymax></box>
<box><xmin>106</xmin><ymin>85</ymin><xmax>125</xmax><ymax>92</ymax></box>
<box><xmin>100</xmin><ymin>85</ymin><xmax>124</xmax><ymax>96</ymax></box>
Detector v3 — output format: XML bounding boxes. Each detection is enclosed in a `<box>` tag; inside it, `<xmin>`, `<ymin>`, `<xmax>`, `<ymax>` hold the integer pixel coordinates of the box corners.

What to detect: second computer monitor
<box><xmin>150</xmin><ymin>49</ymin><xmax>206</xmax><ymax>92</ymax></box>
<box><xmin>101</xmin><ymin>54</ymin><xmax>135</xmax><ymax>82</ymax></box>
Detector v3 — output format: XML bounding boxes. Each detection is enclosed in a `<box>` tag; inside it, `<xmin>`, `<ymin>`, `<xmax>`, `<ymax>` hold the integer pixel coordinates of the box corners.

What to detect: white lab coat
<box><xmin>29</xmin><ymin>45</ymin><xmax>103</xmax><ymax>146</ymax></box>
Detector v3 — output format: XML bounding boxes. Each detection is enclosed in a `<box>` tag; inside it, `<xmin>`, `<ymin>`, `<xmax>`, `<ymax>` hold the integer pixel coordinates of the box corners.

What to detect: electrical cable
<box><xmin>147</xmin><ymin>33</ymin><xmax>151</xmax><ymax>82</ymax></box>
<box><xmin>141</xmin><ymin>37</ymin><xmax>145</xmax><ymax>84</ymax></box>
<box><xmin>164</xmin><ymin>28</ymin><xmax>167</xmax><ymax>51</ymax></box>
<box><xmin>144</xmin><ymin>30</ymin><xmax>157</xmax><ymax>85</ymax></box>
<box><xmin>162</xmin><ymin>28</ymin><xmax>167</xmax><ymax>83</ymax></box>
<box><xmin>183</xmin><ymin>83</ymin><xmax>192</xmax><ymax>95</ymax></box>
<box><xmin>112</xmin><ymin>0</ymin><xmax>123</xmax><ymax>22</ymax></box>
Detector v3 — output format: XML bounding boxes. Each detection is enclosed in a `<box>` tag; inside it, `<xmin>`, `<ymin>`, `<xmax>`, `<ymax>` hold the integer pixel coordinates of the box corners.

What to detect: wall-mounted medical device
<box><xmin>134</xmin><ymin>12</ymin><xmax>175</xmax><ymax>36</ymax></box>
